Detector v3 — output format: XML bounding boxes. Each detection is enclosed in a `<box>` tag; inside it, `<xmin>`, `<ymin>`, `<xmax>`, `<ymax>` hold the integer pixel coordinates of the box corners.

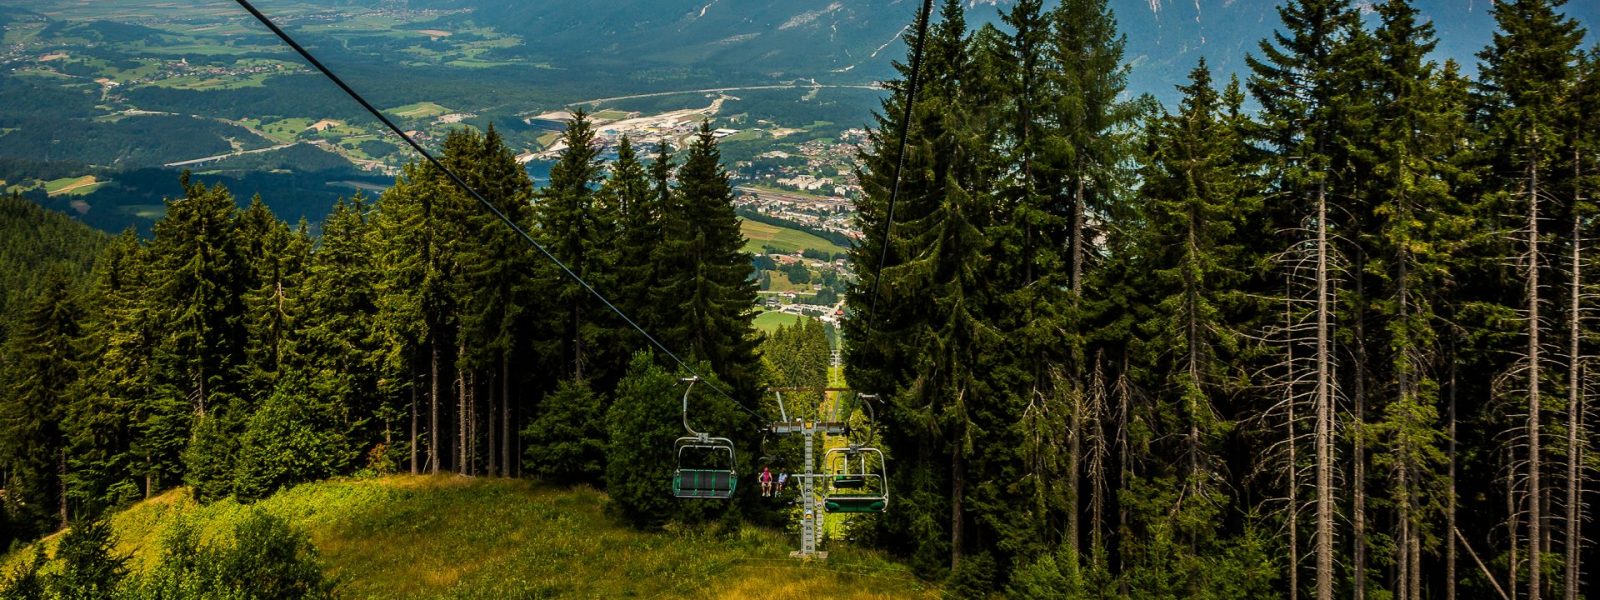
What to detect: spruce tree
<box><xmin>1363</xmin><ymin>2</ymin><xmax>1466</xmax><ymax>596</ymax></box>
<box><xmin>0</xmin><ymin>269</ymin><xmax>83</xmax><ymax>531</ymax></box>
<box><xmin>1248</xmin><ymin>1</ymin><xmax>1363</xmax><ymax>595</ymax></box>
<box><xmin>600</xmin><ymin>136</ymin><xmax>658</xmax><ymax>388</ymax></box>
<box><xmin>64</xmin><ymin>231</ymin><xmax>152</xmax><ymax>512</ymax></box>
<box><xmin>152</xmin><ymin>175</ymin><xmax>249</xmax><ymax>421</ymax></box>
<box><xmin>301</xmin><ymin>195</ymin><xmax>384</xmax><ymax>463</ymax></box>
<box><xmin>446</xmin><ymin>126</ymin><xmax>538</xmax><ymax>477</ymax></box>
<box><xmin>51</xmin><ymin>518</ymin><xmax>125</xmax><ymax>598</ymax></box>
<box><xmin>522</xmin><ymin>378</ymin><xmax>605</xmax><ymax>483</ymax></box>
<box><xmin>1477</xmin><ymin>3</ymin><xmax>1586</xmax><ymax>597</ymax></box>
<box><xmin>537</xmin><ymin>111</ymin><xmax>606</xmax><ymax>383</ymax></box>
<box><xmin>845</xmin><ymin>1</ymin><xmax>997</xmax><ymax>575</ymax></box>
<box><xmin>237</xmin><ymin>197</ymin><xmax>310</xmax><ymax>398</ymax></box>
<box><xmin>654</xmin><ymin>122</ymin><xmax>761</xmax><ymax>396</ymax></box>
<box><xmin>373</xmin><ymin>162</ymin><xmax>463</xmax><ymax>475</ymax></box>
<box><xmin>1123</xmin><ymin>59</ymin><xmax>1258</xmax><ymax>591</ymax></box>
<box><xmin>1047</xmin><ymin>0</ymin><xmax>1141</xmax><ymax>563</ymax></box>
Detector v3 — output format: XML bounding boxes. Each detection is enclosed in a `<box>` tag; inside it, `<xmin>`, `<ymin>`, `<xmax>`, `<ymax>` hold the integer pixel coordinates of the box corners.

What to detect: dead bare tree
<box><xmin>1561</xmin><ymin>149</ymin><xmax>1590</xmax><ymax>600</ymax></box>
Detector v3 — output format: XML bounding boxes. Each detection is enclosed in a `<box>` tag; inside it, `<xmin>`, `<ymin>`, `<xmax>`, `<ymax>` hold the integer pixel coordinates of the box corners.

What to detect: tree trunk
<box><xmin>1527</xmin><ymin>157</ymin><xmax>1545</xmax><ymax>600</ymax></box>
<box><xmin>1394</xmin><ymin>259</ymin><xmax>1408</xmax><ymax>600</ymax></box>
<box><xmin>1088</xmin><ymin>360</ymin><xmax>1108</xmax><ymax>559</ymax></box>
<box><xmin>1117</xmin><ymin>359</ymin><xmax>1132</xmax><ymax>598</ymax></box>
<box><xmin>502</xmin><ymin>353</ymin><xmax>511</xmax><ymax>478</ymax></box>
<box><xmin>57</xmin><ymin>448</ymin><xmax>67</xmax><ymax>528</ymax></box>
<box><xmin>1315</xmin><ymin>181</ymin><xmax>1335</xmax><ymax>600</ymax></box>
<box><xmin>1187</xmin><ymin>209</ymin><xmax>1202</xmax><ymax>482</ymax></box>
<box><xmin>468</xmin><ymin>370</ymin><xmax>477</xmax><ymax>476</ymax></box>
<box><xmin>1399</xmin><ymin>492</ymin><xmax>1411</xmax><ymax>600</ymax></box>
<box><xmin>951</xmin><ymin>447</ymin><xmax>965</xmax><ymax>570</ymax></box>
<box><xmin>1287</xmin><ymin>287</ymin><xmax>1301</xmax><ymax>600</ymax></box>
<box><xmin>488</xmin><ymin>371</ymin><xmax>498</xmax><ymax>478</ymax></box>
<box><xmin>1510</xmin><ymin>444</ymin><xmax>1521</xmax><ymax>600</ymax></box>
<box><xmin>1072</xmin><ymin>177</ymin><xmax>1086</xmax><ymax>297</ymax></box>
<box><xmin>1564</xmin><ymin>155</ymin><xmax>1582</xmax><ymax>600</ymax></box>
<box><xmin>1354</xmin><ymin>267</ymin><xmax>1368</xmax><ymax>600</ymax></box>
<box><xmin>1449</xmin><ymin>348</ymin><xmax>1459</xmax><ymax>600</ymax></box>
<box><xmin>1410</xmin><ymin>517</ymin><xmax>1423</xmax><ymax>600</ymax></box>
<box><xmin>459</xmin><ymin>343</ymin><xmax>468</xmax><ymax>476</ymax></box>
<box><xmin>1067</xmin><ymin>174</ymin><xmax>1086</xmax><ymax>560</ymax></box>
<box><xmin>1068</xmin><ymin>382</ymin><xmax>1082</xmax><ymax>558</ymax></box>
<box><xmin>431</xmin><ymin>343</ymin><xmax>440</xmax><ymax>475</ymax></box>
<box><xmin>410</xmin><ymin>379</ymin><xmax>419</xmax><ymax>475</ymax></box>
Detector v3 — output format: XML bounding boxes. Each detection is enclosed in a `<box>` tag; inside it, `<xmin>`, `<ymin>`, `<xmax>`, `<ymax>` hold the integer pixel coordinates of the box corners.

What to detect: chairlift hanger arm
<box><xmin>680</xmin><ymin>377</ymin><xmax>702</xmax><ymax>439</ymax></box>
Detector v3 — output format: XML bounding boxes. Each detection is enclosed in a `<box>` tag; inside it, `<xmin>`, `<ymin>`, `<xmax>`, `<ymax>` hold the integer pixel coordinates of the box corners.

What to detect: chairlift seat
<box><xmin>674</xmin><ymin>469</ymin><xmax>738</xmax><ymax>499</ymax></box>
<box><xmin>832</xmin><ymin>475</ymin><xmax>866</xmax><ymax>489</ymax></box>
<box><xmin>825</xmin><ymin>494</ymin><xmax>887</xmax><ymax>513</ymax></box>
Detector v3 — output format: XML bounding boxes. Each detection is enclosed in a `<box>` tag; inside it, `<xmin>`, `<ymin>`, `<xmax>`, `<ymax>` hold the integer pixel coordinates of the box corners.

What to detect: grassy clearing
<box><xmin>725</xmin><ymin>129</ymin><xmax>766</xmax><ymax>143</ymax></box>
<box><xmin>118</xmin><ymin>204</ymin><xmax>165</xmax><ymax>220</ymax></box>
<box><xmin>145</xmin><ymin>72</ymin><xmax>274</xmax><ymax>91</ymax></box>
<box><xmin>43</xmin><ymin>175</ymin><xmax>98</xmax><ymax>196</ymax></box>
<box><xmin>762</xmin><ymin>269</ymin><xmax>812</xmax><ymax>293</ymax></box>
<box><xmin>743</xmin><ymin>183</ymin><xmax>834</xmax><ymax>201</ymax></box>
<box><xmin>50</xmin><ymin>177</ymin><xmax>103</xmax><ymax>197</ymax></box>
<box><xmin>2</xmin><ymin>476</ymin><xmax>934</xmax><ymax>600</ymax></box>
<box><xmin>756</xmin><ymin>310</ymin><xmax>812</xmax><ymax>334</ymax></box>
<box><xmin>257</xmin><ymin>118</ymin><xmax>316</xmax><ymax>143</ymax></box>
<box><xmin>390</xmin><ymin>101</ymin><xmax>451</xmax><ymax>119</ymax></box>
<box><xmin>741</xmin><ymin>219</ymin><xmax>848</xmax><ymax>256</ymax></box>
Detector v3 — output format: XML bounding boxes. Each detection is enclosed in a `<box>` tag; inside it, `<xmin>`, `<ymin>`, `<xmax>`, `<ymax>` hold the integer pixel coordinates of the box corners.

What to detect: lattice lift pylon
<box><xmin>767</xmin><ymin>388</ymin><xmax>877</xmax><ymax>560</ymax></box>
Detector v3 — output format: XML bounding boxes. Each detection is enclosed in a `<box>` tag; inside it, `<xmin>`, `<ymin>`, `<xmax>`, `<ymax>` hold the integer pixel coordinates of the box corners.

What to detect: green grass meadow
<box><xmin>740</xmin><ymin>220</ymin><xmax>847</xmax><ymax>256</ymax></box>
<box><xmin>755</xmin><ymin>310</ymin><xmax>814</xmax><ymax>334</ymax></box>
<box><xmin>2</xmin><ymin>476</ymin><xmax>935</xmax><ymax>599</ymax></box>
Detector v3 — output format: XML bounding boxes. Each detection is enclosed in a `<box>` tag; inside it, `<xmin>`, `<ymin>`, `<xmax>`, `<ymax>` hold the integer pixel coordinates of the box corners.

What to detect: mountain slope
<box><xmin>0</xmin><ymin>193</ymin><xmax>108</xmax><ymax>341</ymax></box>
<box><xmin>1</xmin><ymin>476</ymin><xmax>936</xmax><ymax>599</ymax></box>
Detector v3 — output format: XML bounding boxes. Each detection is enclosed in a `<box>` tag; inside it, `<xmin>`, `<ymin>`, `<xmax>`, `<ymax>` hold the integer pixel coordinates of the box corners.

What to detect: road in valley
<box><xmin>561</xmin><ymin>82</ymin><xmax>882</xmax><ymax>108</ymax></box>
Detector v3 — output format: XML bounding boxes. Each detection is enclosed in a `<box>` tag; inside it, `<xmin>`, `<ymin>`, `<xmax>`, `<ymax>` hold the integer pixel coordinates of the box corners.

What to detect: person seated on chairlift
<box><xmin>760</xmin><ymin>466</ymin><xmax>774</xmax><ymax>497</ymax></box>
<box><xmin>777</xmin><ymin>470</ymin><xmax>789</xmax><ymax>494</ymax></box>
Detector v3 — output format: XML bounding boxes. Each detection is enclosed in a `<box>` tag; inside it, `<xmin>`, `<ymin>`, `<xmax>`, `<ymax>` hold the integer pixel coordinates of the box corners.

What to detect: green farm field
<box><xmin>389</xmin><ymin>102</ymin><xmax>452</xmax><ymax>119</ymax></box>
<box><xmin>755</xmin><ymin>310</ymin><xmax>813</xmax><ymax>333</ymax></box>
<box><xmin>740</xmin><ymin>219</ymin><xmax>848</xmax><ymax>256</ymax></box>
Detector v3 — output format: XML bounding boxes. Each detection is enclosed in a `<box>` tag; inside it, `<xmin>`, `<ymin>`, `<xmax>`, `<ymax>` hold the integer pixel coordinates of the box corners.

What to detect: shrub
<box><xmin>0</xmin><ymin>546</ymin><xmax>47</xmax><ymax>600</ymax></box>
<box><xmin>232</xmin><ymin>379</ymin><xmax>351</xmax><ymax>502</ymax></box>
<box><xmin>135</xmin><ymin>511</ymin><xmax>335</xmax><ymax>600</ymax></box>
<box><xmin>522</xmin><ymin>378</ymin><xmax>606</xmax><ymax>483</ymax></box>
<box><xmin>52</xmin><ymin>518</ymin><xmax>127</xmax><ymax>599</ymax></box>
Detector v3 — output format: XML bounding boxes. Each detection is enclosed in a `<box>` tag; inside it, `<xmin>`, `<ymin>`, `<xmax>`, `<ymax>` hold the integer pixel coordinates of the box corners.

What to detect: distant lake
<box><xmin>524</xmin><ymin>152</ymin><xmax>619</xmax><ymax>190</ymax></box>
<box><xmin>526</xmin><ymin>159</ymin><xmax>555</xmax><ymax>187</ymax></box>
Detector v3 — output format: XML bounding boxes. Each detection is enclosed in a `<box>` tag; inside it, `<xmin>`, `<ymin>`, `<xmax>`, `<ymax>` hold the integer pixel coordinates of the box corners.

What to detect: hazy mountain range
<box><xmin>378</xmin><ymin>0</ymin><xmax>1598</xmax><ymax>102</ymax></box>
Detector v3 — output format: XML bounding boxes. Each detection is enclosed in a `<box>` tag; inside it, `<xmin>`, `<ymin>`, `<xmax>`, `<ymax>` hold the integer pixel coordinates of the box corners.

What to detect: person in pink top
<box><xmin>760</xmin><ymin>466</ymin><xmax>774</xmax><ymax>497</ymax></box>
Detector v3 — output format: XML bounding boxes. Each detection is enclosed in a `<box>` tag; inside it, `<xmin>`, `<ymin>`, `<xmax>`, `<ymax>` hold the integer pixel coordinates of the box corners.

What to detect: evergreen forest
<box><xmin>3</xmin><ymin>0</ymin><xmax>1600</xmax><ymax>598</ymax></box>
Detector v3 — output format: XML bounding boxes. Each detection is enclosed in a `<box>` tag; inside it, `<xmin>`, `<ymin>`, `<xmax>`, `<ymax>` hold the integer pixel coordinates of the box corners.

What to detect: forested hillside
<box><xmin>0</xmin><ymin>115</ymin><xmax>770</xmax><ymax>555</ymax></box>
<box><xmin>4</xmin><ymin>0</ymin><xmax>1600</xmax><ymax>598</ymax></box>
<box><xmin>0</xmin><ymin>194</ymin><xmax>107</xmax><ymax>343</ymax></box>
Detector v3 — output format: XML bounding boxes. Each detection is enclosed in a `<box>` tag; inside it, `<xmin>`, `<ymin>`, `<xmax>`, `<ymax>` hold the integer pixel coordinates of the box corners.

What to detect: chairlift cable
<box><xmin>231</xmin><ymin>0</ymin><xmax>762</xmax><ymax>422</ymax></box>
<box><xmin>866</xmin><ymin>0</ymin><xmax>936</xmax><ymax>320</ymax></box>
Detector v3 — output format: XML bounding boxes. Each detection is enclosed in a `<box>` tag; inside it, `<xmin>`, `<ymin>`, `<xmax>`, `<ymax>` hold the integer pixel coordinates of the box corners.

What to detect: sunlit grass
<box><xmin>3</xmin><ymin>476</ymin><xmax>936</xmax><ymax>599</ymax></box>
<box><xmin>389</xmin><ymin>102</ymin><xmax>451</xmax><ymax>120</ymax></box>
<box><xmin>756</xmin><ymin>310</ymin><xmax>813</xmax><ymax>333</ymax></box>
